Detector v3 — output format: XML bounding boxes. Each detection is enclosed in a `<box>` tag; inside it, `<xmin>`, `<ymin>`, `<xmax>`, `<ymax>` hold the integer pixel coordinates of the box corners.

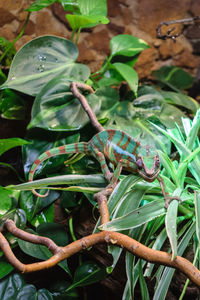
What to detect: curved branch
<box><xmin>70</xmin><ymin>82</ymin><xmax>104</xmax><ymax>133</ymax></box>
<box><xmin>1</xmin><ymin>221</ymin><xmax>200</xmax><ymax>286</ymax></box>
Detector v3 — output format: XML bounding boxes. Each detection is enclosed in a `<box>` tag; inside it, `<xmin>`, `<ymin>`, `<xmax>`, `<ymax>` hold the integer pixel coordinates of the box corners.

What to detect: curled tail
<box><xmin>29</xmin><ymin>142</ymin><xmax>89</xmax><ymax>197</ymax></box>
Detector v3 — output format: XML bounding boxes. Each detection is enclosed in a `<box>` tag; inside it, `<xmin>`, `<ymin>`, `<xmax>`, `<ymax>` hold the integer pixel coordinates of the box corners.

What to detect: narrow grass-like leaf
<box><xmin>153</xmin><ymin>221</ymin><xmax>195</xmax><ymax>300</ymax></box>
<box><xmin>157</xmin><ymin>150</ymin><xmax>178</xmax><ymax>185</ymax></box>
<box><xmin>7</xmin><ymin>174</ymin><xmax>106</xmax><ymax>191</ymax></box>
<box><xmin>165</xmin><ymin>199</ymin><xmax>179</xmax><ymax>260</ymax></box>
<box><xmin>99</xmin><ymin>199</ymin><xmax>165</xmax><ymax>231</ymax></box>
<box><xmin>139</xmin><ymin>261</ymin><xmax>150</xmax><ymax>300</ymax></box>
<box><xmin>185</xmin><ymin>109</ymin><xmax>200</xmax><ymax>150</ymax></box>
<box><xmin>195</xmin><ymin>192</ymin><xmax>200</xmax><ymax>243</ymax></box>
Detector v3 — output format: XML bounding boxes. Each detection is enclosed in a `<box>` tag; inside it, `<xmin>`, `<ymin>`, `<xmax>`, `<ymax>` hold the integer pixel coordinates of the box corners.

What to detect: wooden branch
<box><xmin>70</xmin><ymin>82</ymin><xmax>104</xmax><ymax>133</ymax></box>
<box><xmin>156</xmin><ymin>16</ymin><xmax>200</xmax><ymax>40</ymax></box>
<box><xmin>1</xmin><ymin>220</ymin><xmax>200</xmax><ymax>286</ymax></box>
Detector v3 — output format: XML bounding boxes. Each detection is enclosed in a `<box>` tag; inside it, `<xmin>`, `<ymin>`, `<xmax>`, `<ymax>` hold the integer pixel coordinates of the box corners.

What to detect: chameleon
<box><xmin>29</xmin><ymin>82</ymin><xmax>175</xmax><ymax>207</ymax></box>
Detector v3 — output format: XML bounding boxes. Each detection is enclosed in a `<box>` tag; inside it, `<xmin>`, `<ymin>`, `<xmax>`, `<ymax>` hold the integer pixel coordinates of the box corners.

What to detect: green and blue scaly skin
<box><xmin>29</xmin><ymin>129</ymin><xmax>160</xmax><ymax>197</ymax></box>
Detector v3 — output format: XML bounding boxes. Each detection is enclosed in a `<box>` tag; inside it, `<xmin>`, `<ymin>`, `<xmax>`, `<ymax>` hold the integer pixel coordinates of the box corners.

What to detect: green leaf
<box><xmin>160</xmin><ymin>91</ymin><xmax>199</xmax><ymax>113</ymax></box>
<box><xmin>157</xmin><ymin>150</ymin><xmax>178</xmax><ymax>185</ymax></box>
<box><xmin>0</xmin><ymin>258</ymin><xmax>13</xmax><ymax>280</ymax></box>
<box><xmin>18</xmin><ymin>228</ymin><xmax>70</xmax><ymax>275</ymax></box>
<box><xmin>139</xmin><ymin>261</ymin><xmax>150</xmax><ymax>300</ymax></box>
<box><xmin>0</xmin><ymin>36</ymin><xmax>90</xmax><ymax>96</ymax></box>
<box><xmin>185</xmin><ymin>109</ymin><xmax>200</xmax><ymax>150</ymax></box>
<box><xmin>36</xmin><ymin>222</ymin><xmax>69</xmax><ymax>246</ymax></box>
<box><xmin>23</xmin><ymin>133</ymin><xmax>80</xmax><ymax>177</ymax></box>
<box><xmin>152</xmin><ymin>66</ymin><xmax>194</xmax><ymax>91</ymax></box>
<box><xmin>59</xmin><ymin>0</ymin><xmax>80</xmax><ymax>13</ymax></box>
<box><xmin>26</xmin><ymin>0</ymin><xmax>57</xmax><ymax>11</ymax></box>
<box><xmin>66</xmin><ymin>14</ymin><xmax>109</xmax><ymax>30</ymax></box>
<box><xmin>28</xmin><ymin>76</ymin><xmax>100</xmax><ymax>131</ymax></box>
<box><xmin>153</xmin><ymin>221</ymin><xmax>195</xmax><ymax>300</ymax></box>
<box><xmin>78</xmin><ymin>0</ymin><xmax>107</xmax><ymax>16</ymax></box>
<box><xmin>20</xmin><ymin>190</ymin><xmax>59</xmax><ymax>222</ymax></box>
<box><xmin>99</xmin><ymin>199</ymin><xmax>166</xmax><ymax>231</ymax></box>
<box><xmin>110</xmin><ymin>34</ymin><xmax>149</xmax><ymax>57</ymax></box>
<box><xmin>165</xmin><ymin>198</ymin><xmax>179</xmax><ymax>260</ymax></box>
<box><xmin>0</xmin><ymin>186</ymin><xmax>12</xmax><ymax>217</ymax></box>
<box><xmin>0</xmin><ymin>70</ymin><xmax>6</xmax><ymax>84</ymax></box>
<box><xmin>0</xmin><ymin>273</ymin><xmax>53</xmax><ymax>299</ymax></box>
<box><xmin>0</xmin><ymin>137</ymin><xmax>29</xmax><ymax>156</ymax></box>
<box><xmin>113</xmin><ymin>62</ymin><xmax>138</xmax><ymax>96</ymax></box>
<box><xmin>67</xmin><ymin>261</ymin><xmax>106</xmax><ymax>291</ymax></box>
<box><xmin>8</xmin><ymin>174</ymin><xmax>106</xmax><ymax>191</ymax></box>
<box><xmin>195</xmin><ymin>192</ymin><xmax>200</xmax><ymax>244</ymax></box>
<box><xmin>0</xmin><ymin>89</ymin><xmax>26</xmax><ymax>120</ymax></box>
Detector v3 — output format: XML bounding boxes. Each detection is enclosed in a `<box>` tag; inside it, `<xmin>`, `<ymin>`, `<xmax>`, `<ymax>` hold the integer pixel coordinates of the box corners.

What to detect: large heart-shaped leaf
<box><xmin>0</xmin><ymin>273</ymin><xmax>53</xmax><ymax>299</ymax></box>
<box><xmin>0</xmin><ymin>36</ymin><xmax>90</xmax><ymax>96</ymax></box>
<box><xmin>28</xmin><ymin>76</ymin><xmax>101</xmax><ymax>131</ymax></box>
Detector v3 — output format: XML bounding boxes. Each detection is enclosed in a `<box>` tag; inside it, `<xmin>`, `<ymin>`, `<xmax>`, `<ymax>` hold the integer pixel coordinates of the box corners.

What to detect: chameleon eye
<box><xmin>136</xmin><ymin>158</ymin><xmax>143</xmax><ymax>169</ymax></box>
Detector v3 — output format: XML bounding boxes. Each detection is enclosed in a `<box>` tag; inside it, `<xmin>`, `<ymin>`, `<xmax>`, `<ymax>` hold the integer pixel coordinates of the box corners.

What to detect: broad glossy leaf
<box><xmin>0</xmin><ymin>89</ymin><xmax>26</xmax><ymax>120</ymax></box>
<box><xmin>28</xmin><ymin>76</ymin><xmax>100</xmax><ymax>131</ymax></box>
<box><xmin>0</xmin><ymin>36</ymin><xmax>90</xmax><ymax>96</ymax></box>
<box><xmin>0</xmin><ymin>187</ymin><xmax>12</xmax><ymax>216</ymax></box>
<box><xmin>18</xmin><ymin>227</ymin><xmax>70</xmax><ymax>274</ymax></box>
<box><xmin>60</xmin><ymin>0</ymin><xmax>80</xmax><ymax>13</ymax></box>
<box><xmin>99</xmin><ymin>199</ymin><xmax>166</xmax><ymax>231</ymax></box>
<box><xmin>0</xmin><ymin>137</ymin><xmax>29</xmax><ymax>156</ymax></box>
<box><xmin>36</xmin><ymin>222</ymin><xmax>69</xmax><ymax>246</ymax></box>
<box><xmin>110</xmin><ymin>35</ymin><xmax>149</xmax><ymax>57</ymax></box>
<box><xmin>26</xmin><ymin>0</ymin><xmax>56</xmax><ymax>11</ymax></box>
<box><xmin>0</xmin><ymin>273</ymin><xmax>53</xmax><ymax>299</ymax></box>
<box><xmin>113</xmin><ymin>62</ymin><xmax>138</xmax><ymax>96</ymax></box>
<box><xmin>66</xmin><ymin>14</ymin><xmax>109</xmax><ymax>30</ymax></box>
<box><xmin>152</xmin><ymin>66</ymin><xmax>194</xmax><ymax>90</ymax></box>
<box><xmin>0</xmin><ymin>258</ymin><xmax>13</xmax><ymax>280</ymax></box>
<box><xmin>78</xmin><ymin>0</ymin><xmax>107</xmax><ymax>16</ymax></box>
<box><xmin>22</xmin><ymin>133</ymin><xmax>80</xmax><ymax>177</ymax></box>
<box><xmin>67</xmin><ymin>261</ymin><xmax>106</xmax><ymax>291</ymax></box>
<box><xmin>0</xmin><ymin>70</ymin><xmax>6</xmax><ymax>84</ymax></box>
<box><xmin>32</xmin><ymin>204</ymin><xmax>54</xmax><ymax>227</ymax></box>
<box><xmin>160</xmin><ymin>91</ymin><xmax>199</xmax><ymax>113</ymax></box>
<box><xmin>20</xmin><ymin>190</ymin><xmax>59</xmax><ymax>222</ymax></box>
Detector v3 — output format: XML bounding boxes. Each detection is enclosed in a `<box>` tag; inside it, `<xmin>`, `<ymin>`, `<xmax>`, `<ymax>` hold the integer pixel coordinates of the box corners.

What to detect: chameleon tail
<box><xmin>29</xmin><ymin>142</ymin><xmax>89</xmax><ymax>197</ymax></box>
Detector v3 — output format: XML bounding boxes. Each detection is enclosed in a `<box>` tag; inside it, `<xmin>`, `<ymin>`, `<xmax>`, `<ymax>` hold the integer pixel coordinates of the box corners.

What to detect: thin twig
<box><xmin>70</xmin><ymin>82</ymin><xmax>104</xmax><ymax>133</ymax></box>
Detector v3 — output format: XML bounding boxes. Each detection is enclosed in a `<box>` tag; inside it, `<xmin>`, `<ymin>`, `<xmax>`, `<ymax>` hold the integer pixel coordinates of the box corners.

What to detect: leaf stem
<box><xmin>69</xmin><ymin>216</ymin><xmax>77</xmax><ymax>241</ymax></box>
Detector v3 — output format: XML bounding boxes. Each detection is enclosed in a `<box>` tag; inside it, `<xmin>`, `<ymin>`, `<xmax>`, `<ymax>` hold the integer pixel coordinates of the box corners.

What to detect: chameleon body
<box><xmin>29</xmin><ymin>129</ymin><xmax>160</xmax><ymax>197</ymax></box>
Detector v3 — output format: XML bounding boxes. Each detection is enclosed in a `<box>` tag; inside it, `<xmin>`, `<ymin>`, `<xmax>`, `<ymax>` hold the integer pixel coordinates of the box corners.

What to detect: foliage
<box><xmin>0</xmin><ymin>0</ymin><xmax>200</xmax><ymax>299</ymax></box>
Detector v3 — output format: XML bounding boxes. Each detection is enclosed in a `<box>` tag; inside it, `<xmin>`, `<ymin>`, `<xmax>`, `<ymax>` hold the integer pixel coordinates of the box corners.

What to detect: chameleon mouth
<box><xmin>137</xmin><ymin>168</ymin><xmax>160</xmax><ymax>182</ymax></box>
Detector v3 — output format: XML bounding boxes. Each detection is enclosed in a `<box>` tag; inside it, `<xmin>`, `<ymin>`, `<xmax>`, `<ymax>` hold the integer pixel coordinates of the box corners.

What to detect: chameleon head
<box><xmin>136</xmin><ymin>153</ymin><xmax>160</xmax><ymax>182</ymax></box>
